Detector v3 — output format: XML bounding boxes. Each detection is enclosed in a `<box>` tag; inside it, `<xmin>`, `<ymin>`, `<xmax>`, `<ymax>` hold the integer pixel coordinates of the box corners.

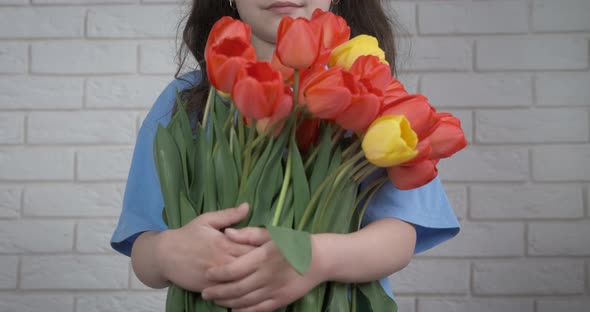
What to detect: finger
<box><xmin>206</xmin><ymin>249</ymin><xmax>260</xmax><ymax>282</ymax></box>
<box><xmin>214</xmin><ymin>288</ymin><xmax>271</xmax><ymax>309</ymax></box>
<box><xmin>233</xmin><ymin>299</ymin><xmax>281</xmax><ymax>312</ymax></box>
<box><xmin>202</xmin><ymin>271</ymin><xmax>266</xmax><ymax>301</ymax></box>
<box><xmin>224</xmin><ymin>227</ymin><xmax>271</xmax><ymax>246</ymax></box>
<box><xmin>225</xmin><ymin>240</ymin><xmax>256</xmax><ymax>257</ymax></box>
<box><xmin>198</xmin><ymin>203</ymin><xmax>249</xmax><ymax>229</ymax></box>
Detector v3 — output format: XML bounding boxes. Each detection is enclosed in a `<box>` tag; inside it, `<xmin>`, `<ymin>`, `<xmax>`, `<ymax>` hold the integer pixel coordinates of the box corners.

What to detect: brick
<box><xmin>437</xmin><ymin>146</ymin><xmax>528</xmax><ymax>182</ymax></box>
<box><xmin>533</xmin><ymin>145</ymin><xmax>590</xmax><ymax>181</ymax></box>
<box><xmin>77</xmin><ymin>147</ymin><xmax>133</xmax><ymax>181</ymax></box>
<box><xmin>471</xmin><ymin>185</ymin><xmax>584</xmax><ymax>219</ymax></box>
<box><xmin>23</xmin><ymin>183</ymin><xmax>124</xmax><ymax>217</ymax></box>
<box><xmin>34</xmin><ymin>0</ymin><xmax>134</xmax><ymax>4</ymax></box>
<box><xmin>28</xmin><ymin>111</ymin><xmax>136</xmax><ymax>144</ymax></box>
<box><xmin>422</xmin><ymin>74</ymin><xmax>532</xmax><ymax>108</ymax></box>
<box><xmin>422</xmin><ymin>222</ymin><xmax>524</xmax><ymax>257</ymax></box>
<box><xmin>139</xmin><ymin>42</ymin><xmax>177</xmax><ymax>74</ymax></box>
<box><xmin>397</xmin><ymin>73</ymin><xmax>418</xmax><ymax>94</ymax></box>
<box><xmin>0</xmin><ymin>220</ymin><xmax>74</xmax><ymax>253</ymax></box>
<box><xmin>475</xmin><ymin>108</ymin><xmax>589</xmax><ymax>143</ymax></box>
<box><xmin>0</xmin><ymin>8</ymin><xmax>84</xmax><ymax>38</ymax></box>
<box><xmin>394</xmin><ymin>297</ymin><xmax>415</xmax><ymax>312</ymax></box>
<box><xmin>473</xmin><ymin>260</ymin><xmax>584</xmax><ymax>295</ymax></box>
<box><xmin>443</xmin><ymin>185</ymin><xmax>466</xmax><ymax>220</ymax></box>
<box><xmin>0</xmin><ymin>0</ymin><xmax>28</xmax><ymax>4</ymax></box>
<box><xmin>76</xmin><ymin>220</ymin><xmax>118</xmax><ymax>253</ymax></box>
<box><xmin>21</xmin><ymin>255</ymin><xmax>128</xmax><ymax>289</ymax></box>
<box><xmin>0</xmin><ymin>77</ymin><xmax>84</xmax><ymax>109</ymax></box>
<box><xmin>0</xmin><ymin>112</ymin><xmax>24</xmax><ymax>144</ymax></box>
<box><xmin>386</xmin><ymin>2</ymin><xmax>416</xmax><ymax>35</ymax></box>
<box><xmin>537</xmin><ymin>300</ymin><xmax>590</xmax><ymax>312</ymax></box>
<box><xmin>477</xmin><ymin>37</ymin><xmax>588</xmax><ymax>71</ymax></box>
<box><xmin>76</xmin><ymin>293</ymin><xmax>167</xmax><ymax>312</ymax></box>
<box><xmin>390</xmin><ymin>260</ymin><xmax>469</xmax><ymax>294</ymax></box>
<box><xmin>0</xmin><ymin>256</ymin><xmax>18</xmax><ymax>289</ymax></box>
<box><xmin>0</xmin><ymin>186</ymin><xmax>21</xmax><ymax>218</ymax></box>
<box><xmin>87</xmin><ymin>6</ymin><xmax>178</xmax><ymax>38</ymax></box>
<box><xmin>400</xmin><ymin>38</ymin><xmax>472</xmax><ymax>72</ymax></box>
<box><xmin>0</xmin><ymin>148</ymin><xmax>74</xmax><ymax>180</ymax></box>
<box><xmin>86</xmin><ymin>76</ymin><xmax>170</xmax><ymax>108</ymax></box>
<box><xmin>0</xmin><ymin>294</ymin><xmax>74</xmax><ymax>312</ymax></box>
<box><xmin>533</xmin><ymin>0</ymin><xmax>590</xmax><ymax>32</ymax></box>
<box><xmin>419</xmin><ymin>2</ymin><xmax>527</xmax><ymax>35</ymax></box>
<box><xmin>418</xmin><ymin>298</ymin><xmax>534</xmax><ymax>312</ymax></box>
<box><xmin>31</xmin><ymin>42</ymin><xmax>136</xmax><ymax>74</ymax></box>
<box><xmin>443</xmin><ymin>110</ymin><xmax>472</xmax><ymax>143</ymax></box>
<box><xmin>0</xmin><ymin>42</ymin><xmax>26</xmax><ymax>73</ymax></box>
<box><xmin>528</xmin><ymin>221</ymin><xmax>590</xmax><ymax>256</ymax></box>
<box><xmin>537</xmin><ymin>73</ymin><xmax>590</xmax><ymax>107</ymax></box>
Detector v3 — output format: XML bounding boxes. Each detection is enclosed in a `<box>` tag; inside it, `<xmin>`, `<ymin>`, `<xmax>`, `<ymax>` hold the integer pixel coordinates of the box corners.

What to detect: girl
<box><xmin>111</xmin><ymin>1</ymin><xmax>460</xmax><ymax>311</ymax></box>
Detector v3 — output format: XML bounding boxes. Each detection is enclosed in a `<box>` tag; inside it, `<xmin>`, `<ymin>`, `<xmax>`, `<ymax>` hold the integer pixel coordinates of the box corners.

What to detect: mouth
<box><xmin>265</xmin><ymin>1</ymin><xmax>304</xmax><ymax>14</ymax></box>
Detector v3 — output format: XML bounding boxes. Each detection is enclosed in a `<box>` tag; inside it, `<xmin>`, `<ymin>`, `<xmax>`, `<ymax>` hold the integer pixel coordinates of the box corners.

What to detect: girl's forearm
<box><xmin>312</xmin><ymin>218</ymin><xmax>416</xmax><ymax>283</ymax></box>
<box><xmin>131</xmin><ymin>231</ymin><xmax>171</xmax><ymax>289</ymax></box>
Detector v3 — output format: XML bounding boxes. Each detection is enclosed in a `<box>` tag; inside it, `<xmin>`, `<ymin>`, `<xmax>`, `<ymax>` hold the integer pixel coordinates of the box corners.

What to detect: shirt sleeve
<box><xmin>361</xmin><ymin>173</ymin><xmax>460</xmax><ymax>254</ymax></box>
<box><xmin>110</xmin><ymin>71</ymin><xmax>200</xmax><ymax>257</ymax></box>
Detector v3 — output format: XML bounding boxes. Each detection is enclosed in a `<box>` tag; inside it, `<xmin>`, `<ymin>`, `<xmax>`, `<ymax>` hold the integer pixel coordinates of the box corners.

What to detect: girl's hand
<box><xmin>201</xmin><ymin>227</ymin><xmax>329</xmax><ymax>312</ymax></box>
<box><xmin>154</xmin><ymin>203</ymin><xmax>255</xmax><ymax>292</ymax></box>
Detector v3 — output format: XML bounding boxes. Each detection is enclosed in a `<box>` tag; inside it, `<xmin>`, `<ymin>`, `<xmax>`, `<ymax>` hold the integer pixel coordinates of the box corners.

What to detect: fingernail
<box><xmin>225</xmin><ymin>228</ymin><xmax>236</xmax><ymax>234</ymax></box>
<box><xmin>201</xmin><ymin>291</ymin><xmax>209</xmax><ymax>300</ymax></box>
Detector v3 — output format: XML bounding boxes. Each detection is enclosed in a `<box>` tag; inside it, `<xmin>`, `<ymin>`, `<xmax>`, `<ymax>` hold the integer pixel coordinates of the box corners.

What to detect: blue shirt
<box><xmin>110</xmin><ymin>71</ymin><xmax>460</xmax><ymax>298</ymax></box>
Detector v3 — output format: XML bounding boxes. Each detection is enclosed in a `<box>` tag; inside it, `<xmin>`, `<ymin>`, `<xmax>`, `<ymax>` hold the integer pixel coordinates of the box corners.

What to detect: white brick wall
<box><xmin>0</xmin><ymin>0</ymin><xmax>587</xmax><ymax>311</ymax></box>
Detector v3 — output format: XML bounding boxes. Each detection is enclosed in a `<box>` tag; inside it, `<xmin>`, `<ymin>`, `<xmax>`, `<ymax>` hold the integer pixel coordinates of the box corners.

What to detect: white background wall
<box><xmin>0</xmin><ymin>0</ymin><xmax>588</xmax><ymax>311</ymax></box>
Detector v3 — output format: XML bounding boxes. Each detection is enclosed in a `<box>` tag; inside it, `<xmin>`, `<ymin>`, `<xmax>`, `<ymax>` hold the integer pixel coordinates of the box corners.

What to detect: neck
<box><xmin>250</xmin><ymin>34</ymin><xmax>275</xmax><ymax>62</ymax></box>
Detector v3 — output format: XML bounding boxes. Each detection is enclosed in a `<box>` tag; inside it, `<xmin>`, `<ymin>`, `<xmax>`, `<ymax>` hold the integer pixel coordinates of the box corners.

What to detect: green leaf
<box><xmin>325</xmin><ymin>283</ymin><xmax>351</xmax><ymax>312</ymax></box>
<box><xmin>292</xmin><ymin>284</ymin><xmax>325</xmax><ymax>312</ymax></box>
<box><xmin>179</xmin><ymin>192</ymin><xmax>197</xmax><ymax>227</ymax></box>
<box><xmin>266</xmin><ymin>225</ymin><xmax>311</xmax><ymax>275</ymax></box>
<box><xmin>154</xmin><ymin>125</ymin><xmax>183</xmax><ymax>229</ymax></box>
<box><xmin>189</xmin><ymin>127</ymin><xmax>207</xmax><ymax>215</ymax></box>
<box><xmin>195</xmin><ymin>295</ymin><xmax>227</xmax><ymax>312</ymax></box>
<box><xmin>166</xmin><ymin>285</ymin><xmax>186</xmax><ymax>312</ymax></box>
<box><xmin>309</xmin><ymin>125</ymin><xmax>332</xmax><ymax>192</ymax></box>
<box><xmin>172</xmin><ymin>125</ymin><xmax>190</xmax><ymax>195</ymax></box>
<box><xmin>290</xmin><ymin>135</ymin><xmax>311</xmax><ymax>230</ymax></box>
<box><xmin>357</xmin><ymin>281</ymin><xmax>398</xmax><ymax>312</ymax></box>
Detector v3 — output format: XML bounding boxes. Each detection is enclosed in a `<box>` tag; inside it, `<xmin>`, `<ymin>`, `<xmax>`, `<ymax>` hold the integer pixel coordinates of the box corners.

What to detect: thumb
<box><xmin>198</xmin><ymin>203</ymin><xmax>249</xmax><ymax>229</ymax></box>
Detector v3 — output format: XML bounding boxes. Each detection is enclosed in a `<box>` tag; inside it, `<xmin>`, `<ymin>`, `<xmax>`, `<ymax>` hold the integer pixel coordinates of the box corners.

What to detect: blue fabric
<box><xmin>110</xmin><ymin>70</ymin><xmax>460</xmax><ymax>299</ymax></box>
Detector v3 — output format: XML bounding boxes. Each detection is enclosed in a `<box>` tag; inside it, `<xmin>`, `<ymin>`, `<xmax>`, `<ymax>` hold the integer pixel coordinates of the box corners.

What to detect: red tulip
<box><xmin>276</xmin><ymin>17</ymin><xmax>321</xmax><ymax>69</ymax></box>
<box><xmin>387</xmin><ymin>159</ymin><xmax>438</xmax><ymax>190</ymax></box>
<box><xmin>302</xmin><ymin>66</ymin><xmax>351</xmax><ymax>119</ymax></box>
<box><xmin>271</xmin><ymin>51</ymin><xmax>295</xmax><ymax>82</ymax></box>
<box><xmin>205</xmin><ymin>17</ymin><xmax>251</xmax><ymax>53</ymax></box>
<box><xmin>333</xmin><ymin>72</ymin><xmax>381</xmax><ymax>131</ymax></box>
<box><xmin>382</xmin><ymin>79</ymin><xmax>409</xmax><ymax>111</ymax></box>
<box><xmin>381</xmin><ymin>95</ymin><xmax>438</xmax><ymax>138</ymax></box>
<box><xmin>206</xmin><ymin>38</ymin><xmax>257</xmax><ymax>95</ymax></box>
<box><xmin>232</xmin><ymin>62</ymin><xmax>292</xmax><ymax>135</ymax></box>
<box><xmin>311</xmin><ymin>9</ymin><xmax>350</xmax><ymax>50</ymax></box>
<box><xmin>296</xmin><ymin>118</ymin><xmax>321</xmax><ymax>152</ymax></box>
<box><xmin>427</xmin><ymin>114</ymin><xmax>467</xmax><ymax>159</ymax></box>
<box><xmin>349</xmin><ymin>55</ymin><xmax>393</xmax><ymax>92</ymax></box>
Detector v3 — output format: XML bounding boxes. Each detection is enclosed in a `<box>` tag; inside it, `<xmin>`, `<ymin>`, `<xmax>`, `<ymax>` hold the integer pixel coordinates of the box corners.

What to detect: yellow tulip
<box><xmin>329</xmin><ymin>35</ymin><xmax>388</xmax><ymax>70</ymax></box>
<box><xmin>362</xmin><ymin>115</ymin><xmax>419</xmax><ymax>167</ymax></box>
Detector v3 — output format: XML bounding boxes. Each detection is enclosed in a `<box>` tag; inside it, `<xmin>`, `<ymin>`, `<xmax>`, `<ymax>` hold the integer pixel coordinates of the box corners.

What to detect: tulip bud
<box><xmin>362</xmin><ymin>115</ymin><xmax>418</xmax><ymax>167</ymax></box>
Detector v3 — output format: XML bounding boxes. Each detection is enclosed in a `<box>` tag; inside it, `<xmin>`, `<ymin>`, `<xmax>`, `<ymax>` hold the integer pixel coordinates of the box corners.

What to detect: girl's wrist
<box><xmin>310</xmin><ymin>233</ymin><xmax>345</xmax><ymax>283</ymax></box>
<box><xmin>153</xmin><ymin>230</ymin><xmax>174</xmax><ymax>286</ymax></box>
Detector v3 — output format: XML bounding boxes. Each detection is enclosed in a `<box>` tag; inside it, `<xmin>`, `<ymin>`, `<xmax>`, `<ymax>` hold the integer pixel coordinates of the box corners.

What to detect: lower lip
<box><xmin>267</xmin><ymin>5</ymin><xmax>300</xmax><ymax>14</ymax></box>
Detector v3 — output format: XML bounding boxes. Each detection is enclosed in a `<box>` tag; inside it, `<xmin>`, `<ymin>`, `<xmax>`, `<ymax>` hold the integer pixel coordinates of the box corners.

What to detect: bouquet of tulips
<box><xmin>154</xmin><ymin>9</ymin><xmax>467</xmax><ymax>312</ymax></box>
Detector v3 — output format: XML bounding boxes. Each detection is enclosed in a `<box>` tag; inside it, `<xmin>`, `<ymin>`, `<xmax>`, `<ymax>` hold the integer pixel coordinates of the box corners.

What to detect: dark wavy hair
<box><xmin>173</xmin><ymin>0</ymin><xmax>402</xmax><ymax>122</ymax></box>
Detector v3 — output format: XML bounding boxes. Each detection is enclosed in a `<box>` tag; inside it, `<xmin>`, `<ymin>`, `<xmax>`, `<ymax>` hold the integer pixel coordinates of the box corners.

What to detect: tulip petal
<box><xmin>305</xmin><ymin>86</ymin><xmax>351</xmax><ymax>119</ymax></box>
<box><xmin>427</xmin><ymin>117</ymin><xmax>468</xmax><ymax>159</ymax></box>
<box><xmin>276</xmin><ymin>18</ymin><xmax>320</xmax><ymax>69</ymax></box>
<box><xmin>233</xmin><ymin>77</ymin><xmax>269</xmax><ymax>120</ymax></box>
<box><xmin>387</xmin><ymin>159</ymin><xmax>438</xmax><ymax>190</ymax></box>
<box><xmin>335</xmin><ymin>93</ymin><xmax>380</xmax><ymax>131</ymax></box>
<box><xmin>382</xmin><ymin>95</ymin><xmax>437</xmax><ymax>138</ymax></box>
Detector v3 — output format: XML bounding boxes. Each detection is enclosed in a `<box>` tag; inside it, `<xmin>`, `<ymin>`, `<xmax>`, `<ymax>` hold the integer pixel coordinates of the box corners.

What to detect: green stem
<box><xmin>355</xmin><ymin>176</ymin><xmax>388</xmax><ymax>230</ymax></box>
<box><xmin>272</xmin><ymin>138</ymin><xmax>293</xmax><ymax>226</ymax></box>
<box><xmin>223</xmin><ymin>103</ymin><xmax>236</xmax><ymax>132</ymax></box>
<box><xmin>342</xmin><ymin>139</ymin><xmax>361</xmax><ymax>160</ymax></box>
<box><xmin>297</xmin><ymin>152</ymin><xmax>364</xmax><ymax>231</ymax></box>
<box><xmin>202</xmin><ymin>87</ymin><xmax>215</xmax><ymax>130</ymax></box>
<box><xmin>351</xmin><ymin>285</ymin><xmax>357</xmax><ymax>312</ymax></box>
<box><xmin>239</xmin><ymin>124</ymin><xmax>256</xmax><ymax>192</ymax></box>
